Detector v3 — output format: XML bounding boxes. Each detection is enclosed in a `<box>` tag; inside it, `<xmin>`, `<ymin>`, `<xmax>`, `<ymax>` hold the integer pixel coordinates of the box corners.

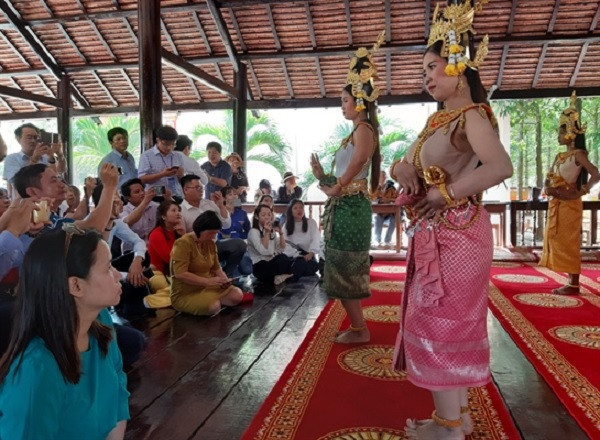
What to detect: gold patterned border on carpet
<box><xmin>530</xmin><ymin>263</ymin><xmax>600</xmax><ymax>309</ymax></box>
<box><xmin>252</xmin><ymin>302</ymin><xmax>345</xmax><ymax>440</ymax></box>
<box><xmin>489</xmin><ymin>281</ymin><xmax>600</xmax><ymax>430</ymax></box>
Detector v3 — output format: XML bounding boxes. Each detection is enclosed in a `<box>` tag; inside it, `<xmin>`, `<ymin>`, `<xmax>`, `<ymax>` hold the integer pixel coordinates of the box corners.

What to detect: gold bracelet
<box><xmin>337</xmin><ymin>177</ymin><xmax>346</xmax><ymax>188</ymax></box>
<box><xmin>431</xmin><ymin>410</ymin><xmax>462</xmax><ymax>429</ymax></box>
<box><xmin>438</xmin><ymin>183</ymin><xmax>454</xmax><ymax>206</ymax></box>
<box><xmin>448</xmin><ymin>183</ymin><xmax>456</xmax><ymax>199</ymax></box>
<box><xmin>389</xmin><ymin>158</ymin><xmax>403</xmax><ymax>181</ymax></box>
<box><xmin>581</xmin><ymin>184</ymin><xmax>589</xmax><ymax>194</ymax></box>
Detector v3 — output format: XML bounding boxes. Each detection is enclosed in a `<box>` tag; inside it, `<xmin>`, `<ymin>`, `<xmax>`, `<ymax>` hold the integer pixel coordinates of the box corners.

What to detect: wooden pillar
<box><xmin>57</xmin><ymin>74</ymin><xmax>72</xmax><ymax>183</ymax></box>
<box><xmin>138</xmin><ymin>0</ymin><xmax>162</xmax><ymax>151</ymax></box>
<box><xmin>233</xmin><ymin>62</ymin><xmax>247</xmax><ymax>160</ymax></box>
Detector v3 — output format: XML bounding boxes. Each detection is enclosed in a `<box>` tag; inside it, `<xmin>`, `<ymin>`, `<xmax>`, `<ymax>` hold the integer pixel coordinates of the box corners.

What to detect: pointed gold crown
<box><xmin>559</xmin><ymin>90</ymin><xmax>587</xmax><ymax>141</ymax></box>
<box><xmin>346</xmin><ymin>31</ymin><xmax>385</xmax><ymax>111</ymax></box>
<box><xmin>427</xmin><ymin>0</ymin><xmax>489</xmax><ymax>76</ymax></box>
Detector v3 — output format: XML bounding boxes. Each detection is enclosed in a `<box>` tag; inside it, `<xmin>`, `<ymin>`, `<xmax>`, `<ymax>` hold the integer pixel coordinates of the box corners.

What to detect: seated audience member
<box><xmin>283</xmin><ymin>199</ymin><xmax>320</xmax><ymax>280</ymax></box>
<box><xmin>371</xmin><ymin>170</ymin><xmax>398</xmax><ymax>248</ymax></box>
<box><xmin>0</xmin><ymin>188</ymin><xmax>9</xmax><ymax>217</ymax></box>
<box><xmin>254</xmin><ymin>179</ymin><xmax>274</xmax><ymax>203</ymax></box>
<box><xmin>120</xmin><ymin>178</ymin><xmax>159</xmax><ymax>244</ymax></box>
<box><xmin>170</xmin><ymin>211</ymin><xmax>252</xmax><ymax>316</ymax></box>
<box><xmin>98</xmin><ymin>127</ymin><xmax>138</xmax><ymax>186</ymax></box>
<box><xmin>92</xmin><ymin>183</ymin><xmax>150</xmax><ymax>320</ymax></box>
<box><xmin>59</xmin><ymin>183</ymin><xmax>92</xmax><ymax>221</ymax></box>
<box><xmin>200</xmin><ymin>141</ymin><xmax>232</xmax><ymax>199</ymax></box>
<box><xmin>138</xmin><ymin>125</ymin><xmax>185</xmax><ymax>200</ymax></box>
<box><xmin>144</xmin><ymin>201</ymin><xmax>184</xmax><ymax>309</ymax></box>
<box><xmin>247</xmin><ymin>204</ymin><xmax>294</xmax><ymax>285</ymax></box>
<box><xmin>180</xmin><ymin>174</ymin><xmax>248</xmax><ymax>278</ymax></box>
<box><xmin>276</xmin><ymin>172</ymin><xmax>302</xmax><ymax>205</ymax></box>
<box><xmin>225</xmin><ymin>153</ymin><xmax>249</xmax><ymax>203</ymax></box>
<box><xmin>12</xmin><ymin>163</ymin><xmax>119</xmax><ymax>233</ymax></box>
<box><xmin>174</xmin><ymin>135</ymin><xmax>208</xmax><ymax>183</ymax></box>
<box><xmin>257</xmin><ymin>193</ymin><xmax>274</xmax><ymax>209</ymax></box>
<box><xmin>219</xmin><ymin>186</ymin><xmax>251</xmax><ymax>240</ymax></box>
<box><xmin>0</xmin><ymin>227</ymin><xmax>129</xmax><ymax>439</ymax></box>
<box><xmin>60</xmin><ymin>184</ymin><xmax>80</xmax><ymax>217</ymax></box>
<box><xmin>3</xmin><ymin>124</ymin><xmax>66</xmax><ymax>197</ymax></box>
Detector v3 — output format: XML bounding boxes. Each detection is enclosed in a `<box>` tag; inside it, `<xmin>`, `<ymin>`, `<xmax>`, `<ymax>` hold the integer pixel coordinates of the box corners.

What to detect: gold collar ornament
<box><xmin>346</xmin><ymin>31</ymin><xmax>385</xmax><ymax>112</ymax></box>
<box><xmin>559</xmin><ymin>90</ymin><xmax>587</xmax><ymax>141</ymax></box>
<box><xmin>427</xmin><ymin>0</ymin><xmax>489</xmax><ymax>76</ymax></box>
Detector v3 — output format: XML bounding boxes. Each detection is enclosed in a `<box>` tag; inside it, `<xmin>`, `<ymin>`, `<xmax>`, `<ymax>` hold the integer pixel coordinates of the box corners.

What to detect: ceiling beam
<box><xmin>590</xmin><ymin>4</ymin><xmax>600</xmax><ymax>32</ymax></box>
<box><xmin>161</xmin><ymin>48</ymin><xmax>237</xmax><ymax>98</ymax></box>
<box><xmin>569</xmin><ymin>41</ymin><xmax>589</xmax><ymax>87</ymax></box>
<box><xmin>424</xmin><ymin>0</ymin><xmax>431</xmax><ymax>41</ymax></box>
<box><xmin>343</xmin><ymin>0</ymin><xmax>352</xmax><ymax>46</ymax></box>
<box><xmin>547</xmin><ymin>0</ymin><xmax>560</xmax><ymax>33</ymax></box>
<box><xmin>226</xmin><ymin>8</ymin><xmax>255</xmax><ymax>102</ymax></box>
<box><xmin>205</xmin><ymin>0</ymin><xmax>240</xmax><ymax>72</ymax></box>
<box><xmin>314</xmin><ymin>57</ymin><xmax>325</xmax><ymax>97</ymax></box>
<box><xmin>496</xmin><ymin>45</ymin><xmax>509</xmax><ymax>88</ymax></box>
<box><xmin>0</xmin><ymin>84</ymin><xmax>60</xmax><ymax>107</ymax></box>
<box><xmin>532</xmin><ymin>43</ymin><xmax>548</xmax><ymax>88</ymax></box>
<box><xmin>305</xmin><ymin>2</ymin><xmax>316</xmax><ymax>48</ymax></box>
<box><xmin>265</xmin><ymin>4</ymin><xmax>281</xmax><ymax>51</ymax></box>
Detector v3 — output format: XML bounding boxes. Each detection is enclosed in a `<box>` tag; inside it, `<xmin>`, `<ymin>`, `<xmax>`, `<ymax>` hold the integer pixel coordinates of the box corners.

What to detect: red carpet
<box><xmin>489</xmin><ymin>261</ymin><xmax>600</xmax><ymax>437</ymax></box>
<box><xmin>243</xmin><ymin>262</ymin><xmax>520</xmax><ymax>439</ymax></box>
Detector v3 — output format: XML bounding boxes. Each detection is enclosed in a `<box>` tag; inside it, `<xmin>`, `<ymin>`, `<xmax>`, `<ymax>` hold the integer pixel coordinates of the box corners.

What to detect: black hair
<box><xmin>107</xmin><ymin>127</ymin><xmax>128</xmax><ymax>143</ymax></box>
<box><xmin>252</xmin><ymin>204</ymin><xmax>273</xmax><ymax>231</ymax></box>
<box><xmin>91</xmin><ymin>182</ymin><xmax>103</xmax><ymax>207</ymax></box>
<box><xmin>192</xmin><ymin>210</ymin><xmax>222</xmax><ymax>237</ymax></box>
<box><xmin>120</xmin><ymin>178</ymin><xmax>144</xmax><ymax>199</ymax></box>
<box><xmin>156</xmin><ymin>125</ymin><xmax>178</xmax><ymax>141</ymax></box>
<box><xmin>0</xmin><ymin>228</ymin><xmax>112</xmax><ymax>384</ymax></box>
<box><xmin>12</xmin><ymin>163</ymin><xmax>47</xmax><ymax>198</ymax></box>
<box><xmin>155</xmin><ymin>199</ymin><xmax>182</xmax><ymax>240</ymax></box>
<box><xmin>285</xmin><ymin>199</ymin><xmax>307</xmax><ymax>236</ymax></box>
<box><xmin>206</xmin><ymin>141</ymin><xmax>222</xmax><ymax>153</ymax></box>
<box><xmin>259</xmin><ymin>179</ymin><xmax>271</xmax><ymax>190</ymax></box>
<box><xmin>257</xmin><ymin>194</ymin><xmax>273</xmax><ymax>206</ymax></box>
<box><xmin>425</xmin><ymin>41</ymin><xmax>489</xmax><ymax>106</ymax></box>
<box><xmin>343</xmin><ymin>84</ymin><xmax>381</xmax><ymax>193</ymax></box>
<box><xmin>221</xmin><ymin>185</ymin><xmax>234</xmax><ymax>197</ymax></box>
<box><xmin>180</xmin><ymin>174</ymin><xmax>201</xmax><ymax>189</ymax></box>
<box><xmin>14</xmin><ymin>123</ymin><xmax>39</xmax><ymax>139</ymax></box>
<box><xmin>175</xmin><ymin>135</ymin><xmax>193</xmax><ymax>152</ymax></box>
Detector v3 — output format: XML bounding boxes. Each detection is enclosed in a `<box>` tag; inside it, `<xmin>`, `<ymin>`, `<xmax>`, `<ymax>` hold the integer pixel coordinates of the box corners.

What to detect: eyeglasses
<box><xmin>62</xmin><ymin>223</ymin><xmax>85</xmax><ymax>255</ymax></box>
<box><xmin>158</xmin><ymin>139</ymin><xmax>176</xmax><ymax>147</ymax></box>
<box><xmin>185</xmin><ymin>185</ymin><xmax>203</xmax><ymax>191</ymax></box>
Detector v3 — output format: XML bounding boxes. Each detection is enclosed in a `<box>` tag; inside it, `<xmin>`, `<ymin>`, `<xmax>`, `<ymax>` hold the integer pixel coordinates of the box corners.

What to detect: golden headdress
<box><xmin>427</xmin><ymin>0</ymin><xmax>489</xmax><ymax>76</ymax></box>
<box><xmin>559</xmin><ymin>90</ymin><xmax>587</xmax><ymax>141</ymax></box>
<box><xmin>346</xmin><ymin>31</ymin><xmax>385</xmax><ymax>112</ymax></box>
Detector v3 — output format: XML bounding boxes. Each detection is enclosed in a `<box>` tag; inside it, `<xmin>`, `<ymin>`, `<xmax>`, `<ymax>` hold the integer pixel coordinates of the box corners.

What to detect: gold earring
<box><xmin>457</xmin><ymin>76</ymin><xmax>465</xmax><ymax>94</ymax></box>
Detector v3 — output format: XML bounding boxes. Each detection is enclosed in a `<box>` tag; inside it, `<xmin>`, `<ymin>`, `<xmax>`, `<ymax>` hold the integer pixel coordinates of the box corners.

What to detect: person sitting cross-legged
<box><xmin>283</xmin><ymin>199</ymin><xmax>320</xmax><ymax>281</ymax></box>
<box><xmin>170</xmin><ymin>211</ymin><xmax>252</xmax><ymax>316</ymax></box>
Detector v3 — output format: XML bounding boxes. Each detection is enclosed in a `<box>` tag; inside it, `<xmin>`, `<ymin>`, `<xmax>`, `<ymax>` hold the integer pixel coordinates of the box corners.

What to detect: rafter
<box><xmin>162</xmin><ymin>84</ymin><xmax>173</xmax><ymax>104</ymax></box>
<box><xmin>281</xmin><ymin>59</ymin><xmax>294</xmax><ymax>98</ymax></box>
<box><xmin>7</xmin><ymin>77</ymin><xmax>38</xmax><ymax>111</ymax></box>
<box><xmin>424</xmin><ymin>0</ymin><xmax>431</xmax><ymax>41</ymax></box>
<box><xmin>315</xmin><ymin>57</ymin><xmax>325</xmax><ymax>97</ymax></box>
<box><xmin>496</xmin><ymin>45</ymin><xmax>509</xmax><ymax>88</ymax></box>
<box><xmin>590</xmin><ymin>4</ymin><xmax>600</xmax><ymax>32</ymax></box>
<box><xmin>385</xmin><ymin>0</ymin><xmax>391</xmax><ymax>42</ymax></box>
<box><xmin>205</xmin><ymin>0</ymin><xmax>240</xmax><ymax>72</ymax></box>
<box><xmin>507</xmin><ymin>0</ymin><xmax>518</xmax><ymax>35</ymax></box>
<box><xmin>343</xmin><ymin>0</ymin><xmax>352</xmax><ymax>45</ymax></box>
<box><xmin>305</xmin><ymin>2</ymin><xmax>316</xmax><ymax>48</ymax></box>
<box><xmin>265</xmin><ymin>4</ymin><xmax>281</xmax><ymax>51</ymax></box>
<box><xmin>226</xmin><ymin>8</ymin><xmax>255</xmax><ymax>101</ymax></box>
<box><xmin>386</xmin><ymin>53</ymin><xmax>391</xmax><ymax>95</ymax></box>
<box><xmin>247</xmin><ymin>62</ymin><xmax>262</xmax><ymax>100</ymax></box>
<box><xmin>532</xmin><ymin>43</ymin><xmax>548</xmax><ymax>88</ymax></box>
<box><xmin>90</xmin><ymin>70</ymin><xmax>118</xmax><ymax>106</ymax></box>
<box><xmin>547</xmin><ymin>0</ymin><xmax>560</xmax><ymax>34</ymax></box>
<box><xmin>569</xmin><ymin>41</ymin><xmax>589</xmax><ymax>87</ymax></box>
<box><xmin>0</xmin><ymin>83</ymin><xmax>60</xmax><ymax>107</ymax></box>
<box><xmin>121</xmin><ymin>69</ymin><xmax>139</xmax><ymax>98</ymax></box>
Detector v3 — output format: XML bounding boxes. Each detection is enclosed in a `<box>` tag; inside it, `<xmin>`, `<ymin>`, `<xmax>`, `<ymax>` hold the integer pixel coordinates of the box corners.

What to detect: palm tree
<box><xmin>71</xmin><ymin>116</ymin><xmax>141</xmax><ymax>185</ymax></box>
<box><xmin>191</xmin><ymin>110</ymin><xmax>291</xmax><ymax>174</ymax></box>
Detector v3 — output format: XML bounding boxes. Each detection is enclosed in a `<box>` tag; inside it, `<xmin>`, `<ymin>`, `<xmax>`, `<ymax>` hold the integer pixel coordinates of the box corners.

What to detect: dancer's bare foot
<box><xmin>333</xmin><ymin>327</ymin><xmax>370</xmax><ymax>344</ymax></box>
<box><xmin>405</xmin><ymin>419</ymin><xmax>464</xmax><ymax>440</ymax></box>
<box><xmin>552</xmin><ymin>284</ymin><xmax>580</xmax><ymax>295</ymax></box>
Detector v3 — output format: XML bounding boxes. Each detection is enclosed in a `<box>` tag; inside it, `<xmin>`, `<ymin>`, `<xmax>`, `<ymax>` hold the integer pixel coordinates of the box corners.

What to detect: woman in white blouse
<box><xmin>283</xmin><ymin>199</ymin><xmax>320</xmax><ymax>280</ymax></box>
<box><xmin>246</xmin><ymin>204</ymin><xmax>294</xmax><ymax>285</ymax></box>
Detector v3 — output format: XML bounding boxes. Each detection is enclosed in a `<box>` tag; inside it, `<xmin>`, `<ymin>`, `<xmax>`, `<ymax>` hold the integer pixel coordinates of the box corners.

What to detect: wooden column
<box><xmin>233</xmin><ymin>62</ymin><xmax>247</xmax><ymax>160</ymax></box>
<box><xmin>138</xmin><ymin>0</ymin><xmax>162</xmax><ymax>151</ymax></box>
<box><xmin>57</xmin><ymin>74</ymin><xmax>72</xmax><ymax>183</ymax></box>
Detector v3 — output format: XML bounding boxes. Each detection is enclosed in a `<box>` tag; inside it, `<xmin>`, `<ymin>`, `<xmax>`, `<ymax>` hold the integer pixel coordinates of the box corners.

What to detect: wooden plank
<box><xmin>344</xmin><ymin>0</ymin><xmax>353</xmax><ymax>45</ymax></box>
<box><xmin>205</xmin><ymin>0</ymin><xmax>240</xmax><ymax>72</ymax></box>
<box><xmin>315</xmin><ymin>57</ymin><xmax>326</xmax><ymax>97</ymax></box>
<box><xmin>0</xmin><ymin>83</ymin><xmax>60</xmax><ymax>107</ymax></box>
<box><xmin>305</xmin><ymin>1</ymin><xmax>316</xmax><ymax>48</ymax></box>
<box><xmin>265</xmin><ymin>4</ymin><xmax>281</xmax><ymax>51</ymax></box>
<box><xmin>547</xmin><ymin>0</ymin><xmax>561</xmax><ymax>33</ymax></box>
<box><xmin>496</xmin><ymin>45</ymin><xmax>509</xmax><ymax>88</ymax></box>
<box><xmin>569</xmin><ymin>42</ymin><xmax>589</xmax><ymax>87</ymax></box>
<box><xmin>507</xmin><ymin>0</ymin><xmax>518</xmax><ymax>35</ymax></box>
<box><xmin>532</xmin><ymin>43</ymin><xmax>548</xmax><ymax>88</ymax></box>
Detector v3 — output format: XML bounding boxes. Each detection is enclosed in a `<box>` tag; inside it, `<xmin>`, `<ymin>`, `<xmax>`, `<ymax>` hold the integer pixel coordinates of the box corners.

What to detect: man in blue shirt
<box><xmin>3</xmin><ymin>123</ymin><xmax>67</xmax><ymax>198</ymax></box>
<box><xmin>200</xmin><ymin>141</ymin><xmax>232</xmax><ymax>199</ymax></box>
<box><xmin>98</xmin><ymin>127</ymin><xmax>138</xmax><ymax>186</ymax></box>
<box><xmin>138</xmin><ymin>125</ymin><xmax>185</xmax><ymax>200</ymax></box>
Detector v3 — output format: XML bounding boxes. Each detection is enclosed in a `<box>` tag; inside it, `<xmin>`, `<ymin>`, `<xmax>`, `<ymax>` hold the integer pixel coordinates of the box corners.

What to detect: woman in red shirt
<box><xmin>145</xmin><ymin>200</ymin><xmax>184</xmax><ymax>309</ymax></box>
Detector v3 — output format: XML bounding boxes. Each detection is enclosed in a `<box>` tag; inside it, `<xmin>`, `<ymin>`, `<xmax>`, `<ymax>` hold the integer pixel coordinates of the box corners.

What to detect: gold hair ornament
<box><xmin>347</xmin><ymin>31</ymin><xmax>385</xmax><ymax>112</ymax></box>
<box><xmin>559</xmin><ymin>90</ymin><xmax>587</xmax><ymax>141</ymax></box>
<box><xmin>427</xmin><ymin>0</ymin><xmax>489</xmax><ymax>76</ymax></box>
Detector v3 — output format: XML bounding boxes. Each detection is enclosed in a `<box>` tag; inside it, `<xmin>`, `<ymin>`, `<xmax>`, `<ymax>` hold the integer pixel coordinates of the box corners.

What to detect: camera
<box><xmin>153</xmin><ymin>185</ymin><xmax>166</xmax><ymax>196</ymax></box>
<box><xmin>116</xmin><ymin>167</ymin><xmax>123</xmax><ymax>175</ymax></box>
<box><xmin>40</xmin><ymin>130</ymin><xmax>58</xmax><ymax>145</ymax></box>
<box><xmin>32</xmin><ymin>200</ymin><xmax>50</xmax><ymax>223</ymax></box>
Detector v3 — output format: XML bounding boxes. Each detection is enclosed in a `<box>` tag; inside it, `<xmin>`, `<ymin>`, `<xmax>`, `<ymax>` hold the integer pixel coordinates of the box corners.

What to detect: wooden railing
<box><xmin>509</xmin><ymin>200</ymin><xmax>600</xmax><ymax>249</ymax></box>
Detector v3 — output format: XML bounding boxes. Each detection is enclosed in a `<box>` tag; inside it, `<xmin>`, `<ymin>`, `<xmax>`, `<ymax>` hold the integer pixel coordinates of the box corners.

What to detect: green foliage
<box><xmin>71</xmin><ymin>116</ymin><xmax>141</xmax><ymax>185</ymax></box>
<box><xmin>191</xmin><ymin>110</ymin><xmax>291</xmax><ymax>174</ymax></box>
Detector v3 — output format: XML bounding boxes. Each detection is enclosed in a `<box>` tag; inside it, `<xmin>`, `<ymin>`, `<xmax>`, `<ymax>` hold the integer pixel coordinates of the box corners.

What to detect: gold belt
<box><xmin>340</xmin><ymin>178</ymin><xmax>368</xmax><ymax>196</ymax></box>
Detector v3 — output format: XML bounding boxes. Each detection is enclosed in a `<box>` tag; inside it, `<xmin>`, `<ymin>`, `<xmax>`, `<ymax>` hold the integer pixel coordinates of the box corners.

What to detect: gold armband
<box><xmin>438</xmin><ymin>183</ymin><xmax>454</xmax><ymax>206</ymax></box>
<box><xmin>337</xmin><ymin>177</ymin><xmax>346</xmax><ymax>188</ymax></box>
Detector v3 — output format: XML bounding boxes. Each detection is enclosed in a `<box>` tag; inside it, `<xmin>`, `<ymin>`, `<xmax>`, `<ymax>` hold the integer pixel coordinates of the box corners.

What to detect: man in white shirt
<box><xmin>174</xmin><ymin>135</ymin><xmax>208</xmax><ymax>184</ymax></box>
<box><xmin>180</xmin><ymin>174</ymin><xmax>247</xmax><ymax>278</ymax></box>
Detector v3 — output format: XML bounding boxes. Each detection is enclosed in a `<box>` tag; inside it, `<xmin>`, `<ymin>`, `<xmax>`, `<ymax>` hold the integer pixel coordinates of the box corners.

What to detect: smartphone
<box><xmin>273</xmin><ymin>220</ymin><xmax>280</xmax><ymax>228</ymax></box>
<box><xmin>40</xmin><ymin>130</ymin><xmax>58</xmax><ymax>145</ymax></box>
<box><xmin>116</xmin><ymin>167</ymin><xmax>123</xmax><ymax>175</ymax></box>
<box><xmin>32</xmin><ymin>200</ymin><xmax>50</xmax><ymax>223</ymax></box>
<box><xmin>153</xmin><ymin>185</ymin><xmax>166</xmax><ymax>196</ymax></box>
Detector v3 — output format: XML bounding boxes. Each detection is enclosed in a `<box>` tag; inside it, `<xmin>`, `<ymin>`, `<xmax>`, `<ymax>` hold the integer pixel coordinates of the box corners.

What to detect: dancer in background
<box><xmin>310</xmin><ymin>32</ymin><xmax>383</xmax><ymax>344</ymax></box>
<box><xmin>390</xmin><ymin>2</ymin><xmax>512</xmax><ymax>438</ymax></box>
<box><xmin>539</xmin><ymin>91</ymin><xmax>600</xmax><ymax>295</ymax></box>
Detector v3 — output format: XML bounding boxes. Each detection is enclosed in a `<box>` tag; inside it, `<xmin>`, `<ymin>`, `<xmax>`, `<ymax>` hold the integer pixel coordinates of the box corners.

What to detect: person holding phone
<box><xmin>247</xmin><ymin>204</ymin><xmax>294</xmax><ymax>285</ymax></box>
<box><xmin>170</xmin><ymin>211</ymin><xmax>251</xmax><ymax>316</ymax></box>
<box><xmin>3</xmin><ymin>123</ymin><xmax>66</xmax><ymax>198</ymax></box>
<box><xmin>99</xmin><ymin>127</ymin><xmax>138</xmax><ymax>186</ymax></box>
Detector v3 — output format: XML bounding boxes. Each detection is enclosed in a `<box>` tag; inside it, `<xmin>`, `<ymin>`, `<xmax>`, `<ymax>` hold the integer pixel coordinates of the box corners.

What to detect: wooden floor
<box><xmin>124</xmin><ymin>276</ymin><xmax>588</xmax><ymax>440</ymax></box>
